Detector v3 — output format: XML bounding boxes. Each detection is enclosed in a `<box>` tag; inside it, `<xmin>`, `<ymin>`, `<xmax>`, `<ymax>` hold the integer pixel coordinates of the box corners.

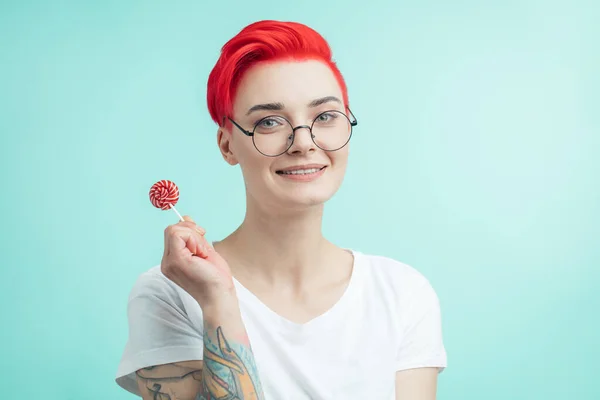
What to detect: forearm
<box><xmin>200</xmin><ymin>295</ymin><xmax>265</xmax><ymax>400</ymax></box>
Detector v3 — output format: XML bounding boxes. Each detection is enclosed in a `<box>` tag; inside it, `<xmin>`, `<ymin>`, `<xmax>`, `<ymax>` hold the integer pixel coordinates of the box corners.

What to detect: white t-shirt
<box><xmin>115</xmin><ymin>250</ymin><xmax>447</xmax><ymax>399</ymax></box>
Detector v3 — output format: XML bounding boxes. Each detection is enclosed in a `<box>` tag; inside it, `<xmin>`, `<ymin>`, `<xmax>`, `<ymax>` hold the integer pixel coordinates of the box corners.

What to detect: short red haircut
<box><xmin>206</xmin><ymin>20</ymin><xmax>349</xmax><ymax>126</ymax></box>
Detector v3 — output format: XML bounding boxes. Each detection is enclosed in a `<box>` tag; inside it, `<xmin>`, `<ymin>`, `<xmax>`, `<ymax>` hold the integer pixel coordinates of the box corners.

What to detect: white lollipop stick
<box><xmin>169</xmin><ymin>203</ymin><xmax>184</xmax><ymax>222</ymax></box>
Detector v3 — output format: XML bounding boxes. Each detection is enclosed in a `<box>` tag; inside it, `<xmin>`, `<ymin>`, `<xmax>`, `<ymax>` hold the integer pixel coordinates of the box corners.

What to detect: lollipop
<box><xmin>149</xmin><ymin>180</ymin><xmax>184</xmax><ymax>221</ymax></box>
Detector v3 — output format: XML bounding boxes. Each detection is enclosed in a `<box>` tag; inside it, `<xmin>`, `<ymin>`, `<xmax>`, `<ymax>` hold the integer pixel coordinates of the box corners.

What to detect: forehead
<box><xmin>233</xmin><ymin>60</ymin><xmax>343</xmax><ymax>114</ymax></box>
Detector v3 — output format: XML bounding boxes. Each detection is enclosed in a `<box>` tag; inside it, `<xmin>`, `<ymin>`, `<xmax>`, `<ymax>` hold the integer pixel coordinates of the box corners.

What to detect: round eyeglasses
<box><xmin>226</xmin><ymin>109</ymin><xmax>358</xmax><ymax>157</ymax></box>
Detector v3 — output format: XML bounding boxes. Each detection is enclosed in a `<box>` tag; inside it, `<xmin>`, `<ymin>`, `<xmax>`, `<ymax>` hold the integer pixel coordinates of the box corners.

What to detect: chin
<box><xmin>250</xmin><ymin>169</ymin><xmax>345</xmax><ymax>211</ymax></box>
<box><xmin>290</xmin><ymin>193</ymin><xmax>332</xmax><ymax>208</ymax></box>
<box><xmin>278</xmin><ymin>180</ymin><xmax>342</xmax><ymax>209</ymax></box>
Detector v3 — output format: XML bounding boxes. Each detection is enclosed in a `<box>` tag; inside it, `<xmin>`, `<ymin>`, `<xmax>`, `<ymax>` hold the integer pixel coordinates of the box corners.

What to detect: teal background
<box><xmin>1</xmin><ymin>0</ymin><xmax>598</xmax><ymax>398</ymax></box>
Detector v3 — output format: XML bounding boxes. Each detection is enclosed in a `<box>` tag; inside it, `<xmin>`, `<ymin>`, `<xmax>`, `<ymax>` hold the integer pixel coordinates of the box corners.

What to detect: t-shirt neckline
<box><xmin>231</xmin><ymin>249</ymin><xmax>362</xmax><ymax>334</ymax></box>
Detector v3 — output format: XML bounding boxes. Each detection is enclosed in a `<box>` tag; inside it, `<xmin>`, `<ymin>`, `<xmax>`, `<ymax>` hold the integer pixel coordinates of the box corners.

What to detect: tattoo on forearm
<box><xmin>136</xmin><ymin>362</ymin><xmax>203</xmax><ymax>400</ymax></box>
<box><xmin>135</xmin><ymin>327</ymin><xmax>264</xmax><ymax>400</ymax></box>
<box><xmin>200</xmin><ymin>325</ymin><xmax>264</xmax><ymax>400</ymax></box>
<box><xmin>147</xmin><ymin>383</ymin><xmax>172</xmax><ymax>400</ymax></box>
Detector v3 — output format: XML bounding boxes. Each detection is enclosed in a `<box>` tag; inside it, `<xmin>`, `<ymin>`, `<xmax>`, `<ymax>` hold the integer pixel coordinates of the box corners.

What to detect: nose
<box><xmin>286</xmin><ymin>125</ymin><xmax>316</xmax><ymax>155</ymax></box>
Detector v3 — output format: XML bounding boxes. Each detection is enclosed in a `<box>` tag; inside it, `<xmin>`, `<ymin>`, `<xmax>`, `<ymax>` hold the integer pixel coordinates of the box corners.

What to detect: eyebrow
<box><xmin>246</xmin><ymin>102</ymin><xmax>284</xmax><ymax>115</ymax></box>
<box><xmin>307</xmin><ymin>96</ymin><xmax>342</xmax><ymax>107</ymax></box>
<box><xmin>245</xmin><ymin>96</ymin><xmax>342</xmax><ymax>116</ymax></box>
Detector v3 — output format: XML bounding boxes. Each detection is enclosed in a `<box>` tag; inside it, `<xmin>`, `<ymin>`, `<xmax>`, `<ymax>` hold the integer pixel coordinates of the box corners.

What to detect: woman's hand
<box><xmin>160</xmin><ymin>216</ymin><xmax>235</xmax><ymax>307</ymax></box>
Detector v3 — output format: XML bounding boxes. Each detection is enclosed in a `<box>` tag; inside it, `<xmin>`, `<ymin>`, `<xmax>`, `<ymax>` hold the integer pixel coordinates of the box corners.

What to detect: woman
<box><xmin>116</xmin><ymin>20</ymin><xmax>447</xmax><ymax>400</ymax></box>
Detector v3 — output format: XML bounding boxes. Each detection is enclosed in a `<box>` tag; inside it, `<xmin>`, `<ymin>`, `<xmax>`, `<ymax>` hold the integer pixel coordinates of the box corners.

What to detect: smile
<box><xmin>275</xmin><ymin>165</ymin><xmax>327</xmax><ymax>182</ymax></box>
<box><xmin>276</xmin><ymin>167</ymin><xmax>326</xmax><ymax>175</ymax></box>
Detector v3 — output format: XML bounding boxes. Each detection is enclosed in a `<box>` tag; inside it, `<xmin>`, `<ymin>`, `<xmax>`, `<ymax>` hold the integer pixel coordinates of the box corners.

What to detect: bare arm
<box><xmin>136</xmin><ymin>295</ymin><xmax>265</xmax><ymax>400</ymax></box>
<box><xmin>136</xmin><ymin>361</ymin><xmax>204</xmax><ymax>400</ymax></box>
<box><xmin>395</xmin><ymin>368</ymin><xmax>439</xmax><ymax>400</ymax></box>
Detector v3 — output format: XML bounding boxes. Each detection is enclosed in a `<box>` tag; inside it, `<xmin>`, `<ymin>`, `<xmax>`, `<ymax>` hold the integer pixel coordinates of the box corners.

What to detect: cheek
<box><xmin>331</xmin><ymin>148</ymin><xmax>349</xmax><ymax>170</ymax></box>
<box><xmin>233</xmin><ymin>140</ymin><xmax>273</xmax><ymax>183</ymax></box>
<box><xmin>327</xmin><ymin>152</ymin><xmax>349</xmax><ymax>187</ymax></box>
<box><xmin>231</xmin><ymin>134</ymin><xmax>260</xmax><ymax>165</ymax></box>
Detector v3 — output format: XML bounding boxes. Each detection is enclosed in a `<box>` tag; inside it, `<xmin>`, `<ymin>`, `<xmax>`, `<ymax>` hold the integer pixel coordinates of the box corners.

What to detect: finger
<box><xmin>163</xmin><ymin>223</ymin><xmax>201</xmax><ymax>258</ymax></box>
<box><xmin>186</xmin><ymin>234</ymin><xmax>203</xmax><ymax>258</ymax></box>
<box><xmin>163</xmin><ymin>224</ymin><xmax>176</xmax><ymax>258</ymax></box>
<box><xmin>170</xmin><ymin>228</ymin><xmax>202</xmax><ymax>258</ymax></box>
<box><xmin>168</xmin><ymin>225</ymin><xmax>209</xmax><ymax>258</ymax></box>
<box><xmin>182</xmin><ymin>215</ymin><xmax>194</xmax><ymax>223</ymax></box>
<box><xmin>179</xmin><ymin>219</ymin><xmax>206</xmax><ymax>236</ymax></box>
<box><xmin>192</xmin><ymin>233</ymin><xmax>211</xmax><ymax>258</ymax></box>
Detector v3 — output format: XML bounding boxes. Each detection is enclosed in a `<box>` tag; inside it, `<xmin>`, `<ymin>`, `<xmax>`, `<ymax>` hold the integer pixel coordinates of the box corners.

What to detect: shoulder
<box><xmin>353</xmin><ymin>251</ymin><xmax>439</xmax><ymax>305</ymax></box>
<box><xmin>125</xmin><ymin>265</ymin><xmax>204</xmax><ymax>325</ymax></box>
<box><xmin>127</xmin><ymin>265</ymin><xmax>187</xmax><ymax>305</ymax></box>
<box><xmin>356</xmin><ymin>251</ymin><xmax>433</xmax><ymax>289</ymax></box>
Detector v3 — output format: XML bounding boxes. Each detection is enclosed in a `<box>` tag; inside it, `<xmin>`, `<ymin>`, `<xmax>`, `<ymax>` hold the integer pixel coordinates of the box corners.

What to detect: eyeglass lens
<box><xmin>252</xmin><ymin>111</ymin><xmax>352</xmax><ymax>156</ymax></box>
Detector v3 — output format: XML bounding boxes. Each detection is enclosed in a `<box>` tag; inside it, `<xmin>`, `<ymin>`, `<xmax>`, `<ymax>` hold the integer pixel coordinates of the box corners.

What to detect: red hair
<box><xmin>206</xmin><ymin>20</ymin><xmax>349</xmax><ymax>125</ymax></box>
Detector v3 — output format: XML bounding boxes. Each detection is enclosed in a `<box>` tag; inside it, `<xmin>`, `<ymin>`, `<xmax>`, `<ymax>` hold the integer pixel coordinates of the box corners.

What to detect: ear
<box><xmin>217</xmin><ymin>128</ymin><xmax>238</xmax><ymax>166</ymax></box>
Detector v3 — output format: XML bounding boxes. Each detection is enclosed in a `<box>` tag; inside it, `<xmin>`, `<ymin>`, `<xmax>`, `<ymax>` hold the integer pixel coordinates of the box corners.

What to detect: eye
<box><xmin>256</xmin><ymin>116</ymin><xmax>286</xmax><ymax>130</ymax></box>
<box><xmin>315</xmin><ymin>112</ymin><xmax>338</xmax><ymax>123</ymax></box>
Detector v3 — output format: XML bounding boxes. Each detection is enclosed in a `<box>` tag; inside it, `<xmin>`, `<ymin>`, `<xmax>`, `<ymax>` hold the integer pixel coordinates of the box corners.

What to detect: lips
<box><xmin>276</xmin><ymin>167</ymin><xmax>326</xmax><ymax>175</ymax></box>
<box><xmin>275</xmin><ymin>164</ymin><xmax>327</xmax><ymax>175</ymax></box>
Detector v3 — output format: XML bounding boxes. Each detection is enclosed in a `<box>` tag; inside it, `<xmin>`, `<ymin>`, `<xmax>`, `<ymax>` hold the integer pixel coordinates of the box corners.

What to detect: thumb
<box><xmin>203</xmin><ymin>243</ymin><xmax>229</xmax><ymax>269</ymax></box>
<box><xmin>182</xmin><ymin>215</ymin><xmax>206</xmax><ymax>235</ymax></box>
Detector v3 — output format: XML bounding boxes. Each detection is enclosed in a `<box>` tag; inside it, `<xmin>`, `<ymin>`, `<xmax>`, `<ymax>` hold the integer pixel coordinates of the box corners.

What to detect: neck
<box><xmin>221</xmin><ymin>197</ymin><xmax>334</xmax><ymax>287</ymax></box>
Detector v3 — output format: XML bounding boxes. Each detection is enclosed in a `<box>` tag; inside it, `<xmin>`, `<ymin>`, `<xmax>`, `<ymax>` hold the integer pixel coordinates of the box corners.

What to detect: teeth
<box><xmin>280</xmin><ymin>168</ymin><xmax>321</xmax><ymax>175</ymax></box>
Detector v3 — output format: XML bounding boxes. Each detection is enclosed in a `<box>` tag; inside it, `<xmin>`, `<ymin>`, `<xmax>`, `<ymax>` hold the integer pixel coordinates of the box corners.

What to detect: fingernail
<box><xmin>196</xmin><ymin>226</ymin><xmax>206</xmax><ymax>235</ymax></box>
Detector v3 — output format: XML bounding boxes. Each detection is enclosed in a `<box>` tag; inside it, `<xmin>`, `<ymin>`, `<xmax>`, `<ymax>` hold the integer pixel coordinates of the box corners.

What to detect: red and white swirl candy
<box><xmin>149</xmin><ymin>180</ymin><xmax>184</xmax><ymax>221</ymax></box>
